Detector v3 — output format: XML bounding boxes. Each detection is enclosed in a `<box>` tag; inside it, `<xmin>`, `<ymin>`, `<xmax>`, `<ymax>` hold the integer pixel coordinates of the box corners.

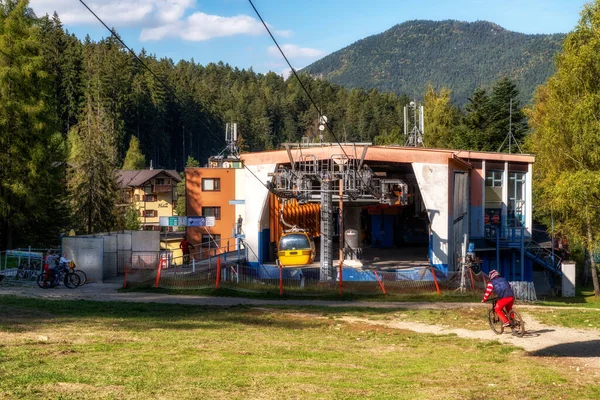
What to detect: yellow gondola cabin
<box><xmin>278</xmin><ymin>231</ymin><xmax>316</xmax><ymax>267</ymax></box>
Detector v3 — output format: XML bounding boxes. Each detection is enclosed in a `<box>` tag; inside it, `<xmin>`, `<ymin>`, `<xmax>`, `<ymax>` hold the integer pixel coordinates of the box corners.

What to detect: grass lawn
<box><xmin>0</xmin><ymin>296</ymin><xmax>598</xmax><ymax>399</ymax></box>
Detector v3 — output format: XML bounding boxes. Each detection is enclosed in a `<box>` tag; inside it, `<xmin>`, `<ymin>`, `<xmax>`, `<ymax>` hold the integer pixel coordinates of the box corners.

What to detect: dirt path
<box><xmin>2</xmin><ymin>282</ymin><xmax>600</xmax><ymax>370</ymax></box>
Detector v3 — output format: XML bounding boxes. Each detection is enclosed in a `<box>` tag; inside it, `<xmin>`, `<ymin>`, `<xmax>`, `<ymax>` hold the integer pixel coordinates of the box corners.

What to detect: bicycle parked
<box><xmin>487</xmin><ymin>297</ymin><xmax>526</xmax><ymax>337</ymax></box>
<box><xmin>62</xmin><ymin>260</ymin><xmax>87</xmax><ymax>285</ymax></box>
<box><xmin>37</xmin><ymin>262</ymin><xmax>80</xmax><ymax>289</ymax></box>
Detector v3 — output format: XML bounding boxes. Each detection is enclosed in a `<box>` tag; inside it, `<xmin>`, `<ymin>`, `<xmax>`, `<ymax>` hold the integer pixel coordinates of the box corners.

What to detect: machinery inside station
<box><xmin>267</xmin><ymin>143</ymin><xmax>430</xmax><ymax>280</ymax></box>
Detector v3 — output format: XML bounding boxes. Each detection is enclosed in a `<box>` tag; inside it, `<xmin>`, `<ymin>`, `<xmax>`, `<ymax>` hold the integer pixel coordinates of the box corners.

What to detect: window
<box><xmin>202</xmin><ymin>206</ymin><xmax>221</xmax><ymax>220</ymax></box>
<box><xmin>135</xmin><ymin>194</ymin><xmax>140</xmax><ymax>202</ymax></box>
<box><xmin>155</xmin><ymin>178</ymin><xmax>164</xmax><ymax>185</ymax></box>
<box><xmin>279</xmin><ymin>234</ymin><xmax>311</xmax><ymax>251</ymax></box>
<box><xmin>144</xmin><ymin>210</ymin><xmax>157</xmax><ymax>217</ymax></box>
<box><xmin>202</xmin><ymin>178</ymin><xmax>221</xmax><ymax>191</ymax></box>
<box><xmin>145</xmin><ymin>194</ymin><xmax>157</xmax><ymax>202</ymax></box>
<box><xmin>485</xmin><ymin>170</ymin><xmax>503</xmax><ymax>187</ymax></box>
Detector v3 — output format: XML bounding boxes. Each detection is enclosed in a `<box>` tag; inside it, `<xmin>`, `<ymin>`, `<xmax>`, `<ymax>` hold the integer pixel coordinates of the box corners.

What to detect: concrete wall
<box><xmin>413</xmin><ymin>162</ymin><xmax>449</xmax><ymax>272</ymax></box>
<box><xmin>235</xmin><ymin>168</ymin><xmax>246</xmax><ymax>233</ymax></box>
<box><xmin>244</xmin><ymin>163</ymin><xmax>277</xmax><ymax>265</ymax></box>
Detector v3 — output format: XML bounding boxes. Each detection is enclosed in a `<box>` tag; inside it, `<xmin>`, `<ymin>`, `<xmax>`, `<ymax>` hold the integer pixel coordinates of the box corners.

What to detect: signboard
<box><xmin>160</xmin><ymin>216</ymin><xmax>187</xmax><ymax>227</ymax></box>
<box><xmin>187</xmin><ymin>216</ymin><xmax>206</xmax><ymax>227</ymax></box>
<box><xmin>484</xmin><ymin>214</ymin><xmax>489</xmax><ymax>224</ymax></box>
<box><xmin>491</xmin><ymin>214</ymin><xmax>500</xmax><ymax>224</ymax></box>
<box><xmin>206</xmin><ymin>216</ymin><xmax>215</xmax><ymax>227</ymax></box>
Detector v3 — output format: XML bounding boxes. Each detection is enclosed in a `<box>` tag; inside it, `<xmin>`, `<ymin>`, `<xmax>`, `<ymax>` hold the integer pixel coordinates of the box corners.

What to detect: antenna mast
<box><xmin>404</xmin><ymin>100</ymin><xmax>424</xmax><ymax>147</ymax></box>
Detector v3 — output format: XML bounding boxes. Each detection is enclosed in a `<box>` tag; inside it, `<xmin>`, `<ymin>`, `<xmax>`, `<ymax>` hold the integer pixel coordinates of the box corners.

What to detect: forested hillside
<box><xmin>303</xmin><ymin>20</ymin><xmax>565</xmax><ymax>105</ymax></box>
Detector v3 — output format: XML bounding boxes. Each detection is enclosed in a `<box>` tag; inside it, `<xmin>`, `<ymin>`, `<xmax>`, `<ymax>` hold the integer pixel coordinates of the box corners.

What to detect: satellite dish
<box><xmin>318</xmin><ymin>124</ymin><xmax>325</xmax><ymax>131</ymax></box>
<box><xmin>222</xmin><ymin>161</ymin><xmax>230</xmax><ymax>168</ymax></box>
<box><xmin>319</xmin><ymin>115</ymin><xmax>328</xmax><ymax>124</ymax></box>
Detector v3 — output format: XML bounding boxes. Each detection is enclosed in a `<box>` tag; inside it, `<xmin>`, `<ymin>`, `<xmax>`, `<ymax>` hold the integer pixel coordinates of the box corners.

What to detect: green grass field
<box><xmin>0</xmin><ymin>296</ymin><xmax>598</xmax><ymax>399</ymax></box>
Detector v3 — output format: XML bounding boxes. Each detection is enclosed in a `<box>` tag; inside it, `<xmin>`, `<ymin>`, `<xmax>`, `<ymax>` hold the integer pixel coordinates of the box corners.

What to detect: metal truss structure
<box><xmin>268</xmin><ymin>144</ymin><xmax>409</xmax><ymax>280</ymax></box>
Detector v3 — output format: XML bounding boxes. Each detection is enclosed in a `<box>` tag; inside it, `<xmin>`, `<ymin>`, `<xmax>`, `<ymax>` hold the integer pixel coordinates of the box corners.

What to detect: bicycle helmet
<box><xmin>489</xmin><ymin>269</ymin><xmax>500</xmax><ymax>280</ymax></box>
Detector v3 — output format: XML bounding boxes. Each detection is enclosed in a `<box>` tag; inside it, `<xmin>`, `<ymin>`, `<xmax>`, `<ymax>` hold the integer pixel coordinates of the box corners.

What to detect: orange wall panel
<box><xmin>185</xmin><ymin>168</ymin><xmax>236</xmax><ymax>246</ymax></box>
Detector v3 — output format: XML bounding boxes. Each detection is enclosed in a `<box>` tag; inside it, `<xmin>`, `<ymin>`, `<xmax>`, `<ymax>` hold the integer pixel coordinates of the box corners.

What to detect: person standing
<box><xmin>179</xmin><ymin>235</ymin><xmax>194</xmax><ymax>264</ymax></box>
<box><xmin>237</xmin><ymin>215</ymin><xmax>243</xmax><ymax>234</ymax></box>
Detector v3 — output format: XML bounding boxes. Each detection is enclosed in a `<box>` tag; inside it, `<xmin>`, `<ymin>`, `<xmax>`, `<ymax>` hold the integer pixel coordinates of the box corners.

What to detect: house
<box><xmin>116</xmin><ymin>169</ymin><xmax>182</xmax><ymax>231</ymax></box>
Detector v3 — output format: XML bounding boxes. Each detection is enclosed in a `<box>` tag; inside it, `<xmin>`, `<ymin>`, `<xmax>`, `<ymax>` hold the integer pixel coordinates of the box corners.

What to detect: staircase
<box><xmin>524</xmin><ymin>240</ymin><xmax>562</xmax><ymax>276</ymax></box>
<box><xmin>486</xmin><ymin>226</ymin><xmax>562</xmax><ymax>276</ymax></box>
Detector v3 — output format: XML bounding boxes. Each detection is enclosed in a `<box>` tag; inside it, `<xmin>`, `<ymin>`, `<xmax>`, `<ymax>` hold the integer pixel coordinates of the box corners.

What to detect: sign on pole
<box><xmin>205</xmin><ymin>216</ymin><xmax>215</xmax><ymax>227</ymax></box>
<box><xmin>187</xmin><ymin>216</ymin><xmax>206</xmax><ymax>227</ymax></box>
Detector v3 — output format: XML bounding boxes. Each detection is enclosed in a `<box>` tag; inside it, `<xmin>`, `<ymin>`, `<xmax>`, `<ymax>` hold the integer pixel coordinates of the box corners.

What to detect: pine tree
<box><xmin>527</xmin><ymin>0</ymin><xmax>600</xmax><ymax>296</ymax></box>
<box><xmin>122</xmin><ymin>135</ymin><xmax>146</xmax><ymax>170</ymax></box>
<box><xmin>488</xmin><ymin>77</ymin><xmax>527</xmax><ymax>153</ymax></box>
<box><xmin>0</xmin><ymin>0</ymin><xmax>66</xmax><ymax>249</ymax></box>
<box><xmin>67</xmin><ymin>96</ymin><xmax>120</xmax><ymax>234</ymax></box>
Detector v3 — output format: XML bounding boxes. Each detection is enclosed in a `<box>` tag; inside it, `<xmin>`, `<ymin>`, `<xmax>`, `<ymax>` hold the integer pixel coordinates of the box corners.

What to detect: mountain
<box><xmin>303</xmin><ymin>20</ymin><xmax>565</xmax><ymax>105</ymax></box>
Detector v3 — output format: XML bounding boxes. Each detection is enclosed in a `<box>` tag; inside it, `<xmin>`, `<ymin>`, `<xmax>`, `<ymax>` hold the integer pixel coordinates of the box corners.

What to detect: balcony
<box><xmin>153</xmin><ymin>184</ymin><xmax>172</xmax><ymax>193</ymax></box>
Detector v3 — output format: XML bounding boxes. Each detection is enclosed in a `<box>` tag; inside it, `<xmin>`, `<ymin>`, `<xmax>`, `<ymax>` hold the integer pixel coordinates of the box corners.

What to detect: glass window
<box><xmin>155</xmin><ymin>178</ymin><xmax>164</xmax><ymax>185</ymax></box>
<box><xmin>202</xmin><ymin>178</ymin><xmax>220</xmax><ymax>191</ymax></box>
<box><xmin>508</xmin><ymin>172</ymin><xmax>526</xmax><ymax>227</ymax></box>
<box><xmin>202</xmin><ymin>207</ymin><xmax>221</xmax><ymax>220</ymax></box>
<box><xmin>485</xmin><ymin>170</ymin><xmax>503</xmax><ymax>187</ymax></box>
<box><xmin>145</xmin><ymin>194</ymin><xmax>157</xmax><ymax>202</ymax></box>
<box><xmin>279</xmin><ymin>234</ymin><xmax>311</xmax><ymax>251</ymax></box>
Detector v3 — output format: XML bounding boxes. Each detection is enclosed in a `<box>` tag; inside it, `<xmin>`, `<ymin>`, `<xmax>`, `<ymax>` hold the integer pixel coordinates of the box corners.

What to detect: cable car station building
<box><xmin>186</xmin><ymin>143</ymin><xmax>558</xmax><ymax>287</ymax></box>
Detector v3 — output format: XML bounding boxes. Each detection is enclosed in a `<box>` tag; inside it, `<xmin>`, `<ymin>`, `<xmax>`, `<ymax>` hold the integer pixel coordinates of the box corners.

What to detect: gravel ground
<box><xmin>2</xmin><ymin>282</ymin><xmax>600</xmax><ymax>370</ymax></box>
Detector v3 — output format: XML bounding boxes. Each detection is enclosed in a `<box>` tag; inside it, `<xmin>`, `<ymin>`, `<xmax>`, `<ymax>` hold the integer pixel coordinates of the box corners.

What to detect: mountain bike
<box><xmin>62</xmin><ymin>261</ymin><xmax>87</xmax><ymax>285</ymax></box>
<box><xmin>36</xmin><ymin>264</ymin><xmax>80</xmax><ymax>289</ymax></box>
<box><xmin>487</xmin><ymin>297</ymin><xmax>526</xmax><ymax>337</ymax></box>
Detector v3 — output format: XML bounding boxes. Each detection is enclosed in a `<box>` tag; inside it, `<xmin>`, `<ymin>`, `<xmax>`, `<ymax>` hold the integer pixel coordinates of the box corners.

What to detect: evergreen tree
<box><xmin>0</xmin><ymin>0</ymin><xmax>66</xmax><ymax>249</ymax></box>
<box><xmin>122</xmin><ymin>135</ymin><xmax>146</xmax><ymax>170</ymax></box>
<box><xmin>453</xmin><ymin>87</ymin><xmax>492</xmax><ymax>150</ymax></box>
<box><xmin>67</xmin><ymin>96</ymin><xmax>120</xmax><ymax>234</ymax></box>
<box><xmin>488</xmin><ymin>77</ymin><xmax>527</xmax><ymax>153</ymax></box>
<box><xmin>527</xmin><ymin>0</ymin><xmax>600</xmax><ymax>296</ymax></box>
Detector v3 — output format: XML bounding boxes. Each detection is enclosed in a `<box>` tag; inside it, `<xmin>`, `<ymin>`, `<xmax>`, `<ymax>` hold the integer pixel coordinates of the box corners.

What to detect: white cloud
<box><xmin>281</xmin><ymin>68</ymin><xmax>293</xmax><ymax>80</ymax></box>
<box><xmin>274</xmin><ymin>29</ymin><xmax>293</xmax><ymax>38</ymax></box>
<box><xmin>268</xmin><ymin>44</ymin><xmax>325</xmax><ymax>59</ymax></box>
<box><xmin>30</xmin><ymin>0</ymin><xmax>169</xmax><ymax>26</ymax></box>
<box><xmin>31</xmin><ymin>0</ymin><xmax>290</xmax><ymax>44</ymax></box>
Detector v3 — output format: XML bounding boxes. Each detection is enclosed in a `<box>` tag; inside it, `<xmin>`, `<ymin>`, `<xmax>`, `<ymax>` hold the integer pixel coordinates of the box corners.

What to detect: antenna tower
<box><xmin>497</xmin><ymin>98</ymin><xmax>523</xmax><ymax>154</ymax></box>
<box><xmin>404</xmin><ymin>100</ymin><xmax>424</xmax><ymax>147</ymax></box>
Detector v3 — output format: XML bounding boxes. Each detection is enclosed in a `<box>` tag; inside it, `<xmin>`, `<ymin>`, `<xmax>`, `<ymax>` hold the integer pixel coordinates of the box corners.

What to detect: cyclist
<box><xmin>481</xmin><ymin>269</ymin><xmax>515</xmax><ymax>328</ymax></box>
<box><xmin>44</xmin><ymin>250</ymin><xmax>60</xmax><ymax>285</ymax></box>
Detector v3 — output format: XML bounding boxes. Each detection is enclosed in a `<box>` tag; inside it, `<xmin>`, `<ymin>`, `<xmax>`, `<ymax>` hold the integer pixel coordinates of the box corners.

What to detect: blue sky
<box><xmin>31</xmin><ymin>0</ymin><xmax>589</xmax><ymax>77</ymax></box>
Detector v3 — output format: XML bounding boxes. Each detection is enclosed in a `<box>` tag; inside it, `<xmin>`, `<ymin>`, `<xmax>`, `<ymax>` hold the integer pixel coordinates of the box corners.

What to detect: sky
<box><xmin>31</xmin><ymin>0</ymin><xmax>590</xmax><ymax>78</ymax></box>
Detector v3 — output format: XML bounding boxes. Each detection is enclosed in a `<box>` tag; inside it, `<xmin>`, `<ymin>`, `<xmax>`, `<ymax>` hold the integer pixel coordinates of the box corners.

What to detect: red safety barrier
<box><xmin>469</xmin><ymin>267</ymin><xmax>475</xmax><ymax>291</ymax></box>
<box><xmin>155</xmin><ymin>261</ymin><xmax>162</xmax><ymax>288</ymax></box>
<box><xmin>373</xmin><ymin>270</ymin><xmax>387</xmax><ymax>295</ymax></box>
<box><xmin>430</xmin><ymin>267</ymin><xmax>441</xmax><ymax>295</ymax></box>
<box><xmin>279</xmin><ymin>261</ymin><xmax>283</xmax><ymax>296</ymax></box>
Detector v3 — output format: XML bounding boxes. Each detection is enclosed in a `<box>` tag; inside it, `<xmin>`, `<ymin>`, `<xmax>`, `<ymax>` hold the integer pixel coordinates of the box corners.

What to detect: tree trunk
<box><xmin>585</xmin><ymin>208</ymin><xmax>600</xmax><ymax>296</ymax></box>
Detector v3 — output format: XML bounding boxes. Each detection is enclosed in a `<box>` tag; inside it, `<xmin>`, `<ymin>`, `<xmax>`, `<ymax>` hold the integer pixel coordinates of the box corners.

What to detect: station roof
<box><xmin>239</xmin><ymin>144</ymin><xmax>535</xmax><ymax>166</ymax></box>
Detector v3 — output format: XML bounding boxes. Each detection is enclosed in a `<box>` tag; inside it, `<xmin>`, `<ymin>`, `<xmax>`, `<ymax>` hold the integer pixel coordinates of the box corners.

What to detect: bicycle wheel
<box><xmin>63</xmin><ymin>272</ymin><xmax>80</xmax><ymax>289</ymax></box>
<box><xmin>508</xmin><ymin>309</ymin><xmax>526</xmax><ymax>337</ymax></box>
<box><xmin>37</xmin><ymin>272</ymin><xmax>54</xmax><ymax>289</ymax></box>
<box><xmin>488</xmin><ymin>309</ymin><xmax>504</xmax><ymax>335</ymax></box>
<box><xmin>74</xmin><ymin>269</ymin><xmax>87</xmax><ymax>285</ymax></box>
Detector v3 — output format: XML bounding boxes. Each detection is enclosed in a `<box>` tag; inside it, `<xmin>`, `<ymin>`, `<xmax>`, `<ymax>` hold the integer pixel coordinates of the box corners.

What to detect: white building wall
<box><xmin>235</xmin><ymin>168</ymin><xmax>246</xmax><ymax>232</ymax></box>
<box><xmin>244</xmin><ymin>163</ymin><xmax>277</xmax><ymax>264</ymax></box>
<box><xmin>413</xmin><ymin>163</ymin><xmax>449</xmax><ymax>271</ymax></box>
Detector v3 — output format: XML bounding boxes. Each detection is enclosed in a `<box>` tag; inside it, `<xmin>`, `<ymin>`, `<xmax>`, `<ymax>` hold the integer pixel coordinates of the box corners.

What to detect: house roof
<box><xmin>116</xmin><ymin>169</ymin><xmax>181</xmax><ymax>189</ymax></box>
